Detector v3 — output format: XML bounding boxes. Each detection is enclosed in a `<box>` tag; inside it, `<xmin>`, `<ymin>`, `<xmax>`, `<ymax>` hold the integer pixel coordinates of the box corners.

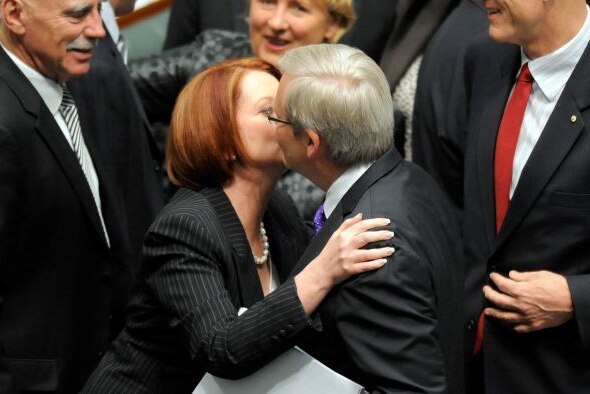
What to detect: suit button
<box><xmin>108</xmin><ymin>314</ymin><xmax>113</xmax><ymax>322</ymax></box>
<box><xmin>490</xmin><ymin>265</ymin><xmax>497</xmax><ymax>273</ymax></box>
<box><xmin>279</xmin><ymin>329</ymin><xmax>287</xmax><ymax>336</ymax></box>
<box><xmin>97</xmin><ymin>351</ymin><xmax>104</xmax><ymax>360</ymax></box>
<box><xmin>270</xmin><ymin>335</ymin><xmax>279</xmax><ymax>343</ymax></box>
<box><xmin>286</xmin><ymin>324</ymin><xmax>294</xmax><ymax>331</ymax></box>
<box><xmin>466</xmin><ymin>319</ymin><xmax>476</xmax><ymax>331</ymax></box>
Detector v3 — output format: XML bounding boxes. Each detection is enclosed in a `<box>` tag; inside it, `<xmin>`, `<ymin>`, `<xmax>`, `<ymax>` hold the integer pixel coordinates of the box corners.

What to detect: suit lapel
<box><xmin>201</xmin><ymin>188</ymin><xmax>263</xmax><ymax>307</ymax></box>
<box><xmin>35</xmin><ymin>106</ymin><xmax>111</xmax><ymax>248</ymax></box>
<box><xmin>475</xmin><ymin>49</ymin><xmax>521</xmax><ymax>252</ymax></box>
<box><xmin>0</xmin><ymin>48</ymin><xmax>110</xmax><ymax>248</ymax></box>
<box><xmin>495</xmin><ymin>42</ymin><xmax>590</xmax><ymax>249</ymax></box>
<box><xmin>291</xmin><ymin>149</ymin><xmax>401</xmax><ymax>276</ymax></box>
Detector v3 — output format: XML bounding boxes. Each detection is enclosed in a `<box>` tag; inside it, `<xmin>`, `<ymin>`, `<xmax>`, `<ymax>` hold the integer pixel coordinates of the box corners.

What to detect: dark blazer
<box><xmin>69</xmin><ymin>30</ymin><xmax>165</xmax><ymax>269</ymax></box>
<box><xmin>83</xmin><ymin>187</ymin><xmax>314</xmax><ymax>393</ymax></box>
<box><xmin>378</xmin><ymin>0</ymin><xmax>458</xmax><ymax>90</ymax></box>
<box><xmin>412</xmin><ymin>0</ymin><xmax>487</xmax><ymax>211</ymax></box>
<box><xmin>0</xmin><ymin>46</ymin><xmax>132</xmax><ymax>392</ymax></box>
<box><xmin>162</xmin><ymin>0</ymin><xmax>248</xmax><ymax>50</ymax></box>
<box><xmin>294</xmin><ymin>149</ymin><xmax>464</xmax><ymax>393</ymax></box>
<box><xmin>462</xmin><ymin>38</ymin><xmax>590</xmax><ymax>392</ymax></box>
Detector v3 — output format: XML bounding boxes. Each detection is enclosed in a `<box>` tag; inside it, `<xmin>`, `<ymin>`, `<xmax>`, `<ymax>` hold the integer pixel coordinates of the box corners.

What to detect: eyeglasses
<box><xmin>267</xmin><ymin>114</ymin><xmax>291</xmax><ymax>126</ymax></box>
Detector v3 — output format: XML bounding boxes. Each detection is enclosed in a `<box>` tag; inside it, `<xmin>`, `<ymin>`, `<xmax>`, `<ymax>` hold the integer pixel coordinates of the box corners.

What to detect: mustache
<box><xmin>66</xmin><ymin>37</ymin><xmax>99</xmax><ymax>51</ymax></box>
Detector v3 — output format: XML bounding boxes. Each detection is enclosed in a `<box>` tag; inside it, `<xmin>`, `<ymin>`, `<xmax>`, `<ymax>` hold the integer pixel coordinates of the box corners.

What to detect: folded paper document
<box><xmin>193</xmin><ymin>346</ymin><xmax>363</xmax><ymax>394</ymax></box>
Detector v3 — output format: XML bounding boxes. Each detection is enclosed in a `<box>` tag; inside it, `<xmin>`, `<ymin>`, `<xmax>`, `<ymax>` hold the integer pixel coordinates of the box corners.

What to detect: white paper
<box><xmin>193</xmin><ymin>346</ymin><xmax>363</xmax><ymax>394</ymax></box>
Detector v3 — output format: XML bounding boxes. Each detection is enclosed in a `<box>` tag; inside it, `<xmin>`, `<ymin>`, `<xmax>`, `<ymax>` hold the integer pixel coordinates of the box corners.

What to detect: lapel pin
<box><xmin>570</xmin><ymin>115</ymin><xmax>577</xmax><ymax>123</ymax></box>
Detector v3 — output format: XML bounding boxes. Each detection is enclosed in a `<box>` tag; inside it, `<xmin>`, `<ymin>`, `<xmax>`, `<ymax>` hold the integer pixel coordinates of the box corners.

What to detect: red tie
<box><xmin>494</xmin><ymin>63</ymin><xmax>533</xmax><ymax>232</ymax></box>
<box><xmin>473</xmin><ymin>63</ymin><xmax>533</xmax><ymax>355</ymax></box>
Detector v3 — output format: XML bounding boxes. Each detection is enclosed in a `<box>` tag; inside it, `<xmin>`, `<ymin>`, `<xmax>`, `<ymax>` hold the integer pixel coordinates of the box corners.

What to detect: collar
<box><xmin>101</xmin><ymin>1</ymin><xmax>121</xmax><ymax>43</ymax></box>
<box><xmin>0</xmin><ymin>42</ymin><xmax>62</xmax><ymax>115</ymax></box>
<box><xmin>523</xmin><ymin>5</ymin><xmax>590</xmax><ymax>102</ymax></box>
<box><xmin>324</xmin><ymin>163</ymin><xmax>372</xmax><ymax>218</ymax></box>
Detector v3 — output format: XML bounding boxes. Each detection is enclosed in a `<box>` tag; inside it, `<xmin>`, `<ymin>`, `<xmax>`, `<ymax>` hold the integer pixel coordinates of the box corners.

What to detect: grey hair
<box><xmin>277</xmin><ymin>43</ymin><xmax>394</xmax><ymax>167</ymax></box>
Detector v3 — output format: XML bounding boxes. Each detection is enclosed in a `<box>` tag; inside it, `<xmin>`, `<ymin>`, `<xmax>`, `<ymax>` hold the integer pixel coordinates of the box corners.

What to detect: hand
<box><xmin>295</xmin><ymin>214</ymin><xmax>394</xmax><ymax>315</ymax></box>
<box><xmin>315</xmin><ymin>213</ymin><xmax>395</xmax><ymax>286</ymax></box>
<box><xmin>483</xmin><ymin>270</ymin><xmax>574</xmax><ymax>333</ymax></box>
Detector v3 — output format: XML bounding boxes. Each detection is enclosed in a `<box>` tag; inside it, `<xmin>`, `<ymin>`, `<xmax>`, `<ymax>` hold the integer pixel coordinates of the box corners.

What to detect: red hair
<box><xmin>166</xmin><ymin>57</ymin><xmax>281</xmax><ymax>190</ymax></box>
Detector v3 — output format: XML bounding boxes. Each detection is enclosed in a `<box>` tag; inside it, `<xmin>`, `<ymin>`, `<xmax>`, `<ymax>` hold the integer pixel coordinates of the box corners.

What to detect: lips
<box><xmin>264</xmin><ymin>35</ymin><xmax>291</xmax><ymax>51</ymax></box>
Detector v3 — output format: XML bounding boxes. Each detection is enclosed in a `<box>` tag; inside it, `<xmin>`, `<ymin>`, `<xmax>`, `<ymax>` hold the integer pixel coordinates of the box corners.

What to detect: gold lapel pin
<box><xmin>570</xmin><ymin>115</ymin><xmax>577</xmax><ymax>123</ymax></box>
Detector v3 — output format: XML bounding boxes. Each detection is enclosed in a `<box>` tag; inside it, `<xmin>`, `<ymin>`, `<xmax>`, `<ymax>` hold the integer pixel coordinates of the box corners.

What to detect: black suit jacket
<box><xmin>378</xmin><ymin>0</ymin><xmax>458</xmax><ymax>90</ymax></box>
<box><xmin>294</xmin><ymin>150</ymin><xmax>464</xmax><ymax>393</ymax></box>
<box><xmin>0</xmin><ymin>46</ymin><xmax>132</xmax><ymax>393</ymax></box>
<box><xmin>463</xmin><ymin>38</ymin><xmax>590</xmax><ymax>392</ymax></box>
<box><xmin>69</xmin><ymin>31</ymin><xmax>165</xmax><ymax>270</ymax></box>
<box><xmin>83</xmin><ymin>187</ymin><xmax>314</xmax><ymax>393</ymax></box>
<box><xmin>412</xmin><ymin>0</ymin><xmax>487</xmax><ymax>211</ymax></box>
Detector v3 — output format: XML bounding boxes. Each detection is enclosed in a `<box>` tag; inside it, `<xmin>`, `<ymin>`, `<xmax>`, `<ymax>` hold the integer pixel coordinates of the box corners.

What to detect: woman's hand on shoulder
<box><xmin>315</xmin><ymin>214</ymin><xmax>394</xmax><ymax>286</ymax></box>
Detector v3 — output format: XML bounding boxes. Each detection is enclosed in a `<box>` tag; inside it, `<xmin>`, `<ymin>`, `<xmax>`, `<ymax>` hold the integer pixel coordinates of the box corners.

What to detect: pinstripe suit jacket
<box><xmin>82</xmin><ymin>187</ymin><xmax>313</xmax><ymax>393</ymax></box>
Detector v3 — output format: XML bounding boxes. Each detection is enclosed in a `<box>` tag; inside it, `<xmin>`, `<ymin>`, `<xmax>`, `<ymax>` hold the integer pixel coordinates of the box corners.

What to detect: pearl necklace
<box><xmin>253</xmin><ymin>222</ymin><xmax>270</xmax><ymax>265</ymax></box>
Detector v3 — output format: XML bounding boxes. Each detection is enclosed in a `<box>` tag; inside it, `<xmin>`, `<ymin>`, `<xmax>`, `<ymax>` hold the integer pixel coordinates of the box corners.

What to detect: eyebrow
<box><xmin>64</xmin><ymin>2</ymin><xmax>95</xmax><ymax>18</ymax></box>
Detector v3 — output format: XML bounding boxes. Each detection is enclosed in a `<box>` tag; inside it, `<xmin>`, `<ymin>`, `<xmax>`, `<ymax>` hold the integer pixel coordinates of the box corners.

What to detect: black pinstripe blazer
<box><xmin>82</xmin><ymin>187</ymin><xmax>312</xmax><ymax>393</ymax></box>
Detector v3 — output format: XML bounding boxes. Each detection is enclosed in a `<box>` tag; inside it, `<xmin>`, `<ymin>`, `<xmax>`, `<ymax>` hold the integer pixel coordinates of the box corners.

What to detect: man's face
<box><xmin>273</xmin><ymin>73</ymin><xmax>308</xmax><ymax>172</ymax></box>
<box><xmin>17</xmin><ymin>0</ymin><xmax>105</xmax><ymax>82</ymax></box>
<box><xmin>485</xmin><ymin>0</ymin><xmax>548</xmax><ymax>48</ymax></box>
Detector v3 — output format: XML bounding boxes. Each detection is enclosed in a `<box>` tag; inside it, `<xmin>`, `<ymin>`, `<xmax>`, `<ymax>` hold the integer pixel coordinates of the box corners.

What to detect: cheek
<box><xmin>292</xmin><ymin>19</ymin><xmax>329</xmax><ymax>43</ymax></box>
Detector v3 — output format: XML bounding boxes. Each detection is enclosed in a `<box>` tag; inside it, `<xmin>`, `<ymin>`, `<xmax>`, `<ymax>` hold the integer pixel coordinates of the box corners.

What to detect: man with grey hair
<box><xmin>0</xmin><ymin>0</ymin><xmax>134</xmax><ymax>391</ymax></box>
<box><xmin>275</xmin><ymin>43</ymin><xmax>464</xmax><ymax>393</ymax></box>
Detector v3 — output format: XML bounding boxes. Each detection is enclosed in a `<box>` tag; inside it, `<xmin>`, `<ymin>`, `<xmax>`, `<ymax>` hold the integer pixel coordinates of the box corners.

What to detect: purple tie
<box><xmin>313</xmin><ymin>203</ymin><xmax>326</xmax><ymax>236</ymax></box>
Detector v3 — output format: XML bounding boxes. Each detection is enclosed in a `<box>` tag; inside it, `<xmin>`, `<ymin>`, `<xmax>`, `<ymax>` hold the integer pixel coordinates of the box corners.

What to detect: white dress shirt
<box><xmin>323</xmin><ymin>163</ymin><xmax>372</xmax><ymax>219</ymax></box>
<box><xmin>510</xmin><ymin>5</ymin><xmax>590</xmax><ymax>198</ymax></box>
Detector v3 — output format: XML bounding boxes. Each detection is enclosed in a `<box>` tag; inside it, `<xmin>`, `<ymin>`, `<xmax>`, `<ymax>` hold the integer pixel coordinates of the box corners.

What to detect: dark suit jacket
<box><xmin>162</xmin><ymin>0</ymin><xmax>248</xmax><ymax>50</ymax></box>
<box><xmin>463</xmin><ymin>38</ymin><xmax>590</xmax><ymax>393</ymax></box>
<box><xmin>0</xmin><ymin>46</ymin><xmax>132</xmax><ymax>393</ymax></box>
<box><xmin>83</xmin><ymin>187</ymin><xmax>314</xmax><ymax>393</ymax></box>
<box><xmin>294</xmin><ymin>150</ymin><xmax>464</xmax><ymax>393</ymax></box>
<box><xmin>69</xmin><ymin>30</ymin><xmax>165</xmax><ymax>270</ymax></box>
<box><xmin>378</xmin><ymin>0</ymin><xmax>458</xmax><ymax>90</ymax></box>
<box><xmin>412</xmin><ymin>0</ymin><xmax>487</xmax><ymax>211</ymax></box>
<box><xmin>340</xmin><ymin>0</ymin><xmax>398</xmax><ymax>62</ymax></box>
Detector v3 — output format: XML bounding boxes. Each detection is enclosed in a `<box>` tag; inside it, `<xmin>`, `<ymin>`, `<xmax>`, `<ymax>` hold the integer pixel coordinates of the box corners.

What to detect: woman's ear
<box><xmin>323</xmin><ymin>13</ymin><xmax>342</xmax><ymax>43</ymax></box>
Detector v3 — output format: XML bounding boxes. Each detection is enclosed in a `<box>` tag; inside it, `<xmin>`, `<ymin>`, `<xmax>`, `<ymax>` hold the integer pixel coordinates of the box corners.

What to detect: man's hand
<box><xmin>483</xmin><ymin>270</ymin><xmax>574</xmax><ymax>333</ymax></box>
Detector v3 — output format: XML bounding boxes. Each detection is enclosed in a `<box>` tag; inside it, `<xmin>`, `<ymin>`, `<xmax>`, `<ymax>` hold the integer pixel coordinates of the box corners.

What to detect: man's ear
<box><xmin>2</xmin><ymin>0</ymin><xmax>26</xmax><ymax>36</ymax></box>
<box><xmin>305</xmin><ymin>128</ymin><xmax>322</xmax><ymax>159</ymax></box>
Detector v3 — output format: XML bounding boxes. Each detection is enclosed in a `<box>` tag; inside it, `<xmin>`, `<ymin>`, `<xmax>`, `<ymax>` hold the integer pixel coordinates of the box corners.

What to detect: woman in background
<box><xmin>83</xmin><ymin>58</ymin><xmax>393</xmax><ymax>393</ymax></box>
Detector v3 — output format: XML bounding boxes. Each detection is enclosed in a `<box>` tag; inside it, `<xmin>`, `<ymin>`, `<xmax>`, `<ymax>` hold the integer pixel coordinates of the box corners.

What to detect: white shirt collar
<box><xmin>324</xmin><ymin>163</ymin><xmax>372</xmax><ymax>218</ymax></box>
<box><xmin>523</xmin><ymin>5</ymin><xmax>590</xmax><ymax>102</ymax></box>
<box><xmin>0</xmin><ymin>43</ymin><xmax>63</xmax><ymax>115</ymax></box>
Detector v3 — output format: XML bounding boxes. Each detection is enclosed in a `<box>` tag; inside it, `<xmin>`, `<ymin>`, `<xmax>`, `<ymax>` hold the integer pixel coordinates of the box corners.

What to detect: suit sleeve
<box><xmin>162</xmin><ymin>0</ymin><xmax>201</xmax><ymax>50</ymax></box>
<box><xmin>566</xmin><ymin>274</ymin><xmax>590</xmax><ymax>348</ymax></box>
<box><xmin>142</xmin><ymin>211</ymin><xmax>314</xmax><ymax>379</ymax></box>
<box><xmin>334</xmin><ymin>235</ymin><xmax>446</xmax><ymax>393</ymax></box>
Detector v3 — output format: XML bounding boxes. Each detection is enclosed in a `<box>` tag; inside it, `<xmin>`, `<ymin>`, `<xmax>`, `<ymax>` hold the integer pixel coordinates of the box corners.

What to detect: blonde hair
<box><xmin>325</xmin><ymin>0</ymin><xmax>356</xmax><ymax>42</ymax></box>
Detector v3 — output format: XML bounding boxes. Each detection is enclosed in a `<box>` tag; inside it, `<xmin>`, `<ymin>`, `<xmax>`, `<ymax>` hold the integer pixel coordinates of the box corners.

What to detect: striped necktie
<box><xmin>59</xmin><ymin>84</ymin><xmax>110</xmax><ymax>246</ymax></box>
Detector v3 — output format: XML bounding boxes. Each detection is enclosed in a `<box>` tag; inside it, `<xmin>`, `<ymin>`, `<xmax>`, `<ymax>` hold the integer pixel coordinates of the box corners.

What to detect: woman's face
<box><xmin>236</xmin><ymin>70</ymin><xmax>284</xmax><ymax>170</ymax></box>
<box><xmin>249</xmin><ymin>0</ymin><xmax>339</xmax><ymax>66</ymax></box>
